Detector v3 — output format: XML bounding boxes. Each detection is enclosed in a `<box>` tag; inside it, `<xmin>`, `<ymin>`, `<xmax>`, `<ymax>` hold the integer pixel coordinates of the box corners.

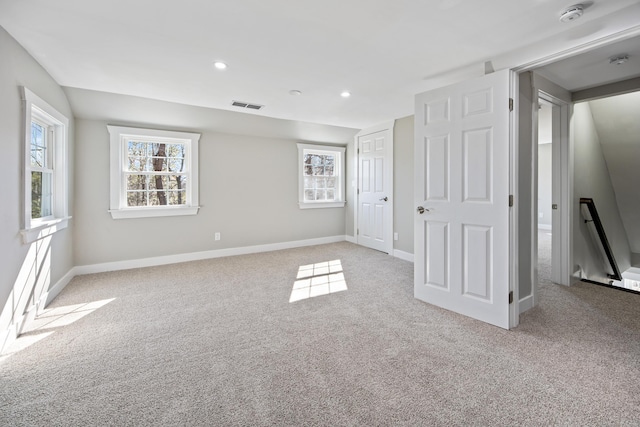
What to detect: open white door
<box><xmin>414</xmin><ymin>69</ymin><xmax>512</xmax><ymax>329</ymax></box>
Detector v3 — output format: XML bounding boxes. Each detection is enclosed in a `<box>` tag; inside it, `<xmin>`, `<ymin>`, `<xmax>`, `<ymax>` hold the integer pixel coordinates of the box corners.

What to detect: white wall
<box><xmin>0</xmin><ymin>26</ymin><xmax>75</xmax><ymax>350</ymax></box>
<box><xmin>572</xmin><ymin>102</ymin><xmax>632</xmax><ymax>281</ymax></box>
<box><xmin>70</xmin><ymin>90</ymin><xmax>356</xmax><ymax>266</ymax></box>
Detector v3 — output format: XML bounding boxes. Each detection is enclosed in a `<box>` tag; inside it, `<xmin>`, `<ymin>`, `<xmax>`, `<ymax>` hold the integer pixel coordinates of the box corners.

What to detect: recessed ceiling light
<box><xmin>289</xmin><ymin>90</ymin><xmax>302</xmax><ymax>96</ymax></box>
<box><xmin>213</xmin><ymin>61</ymin><xmax>227</xmax><ymax>70</ymax></box>
<box><xmin>559</xmin><ymin>4</ymin><xmax>584</xmax><ymax>23</ymax></box>
<box><xmin>341</xmin><ymin>91</ymin><xmax>351</xmax><ymax>98</ymax></box>
<box><xmin>609</xmin><ymin>54</ymin><xmax>630</xmax><ymax>65</ymax></box>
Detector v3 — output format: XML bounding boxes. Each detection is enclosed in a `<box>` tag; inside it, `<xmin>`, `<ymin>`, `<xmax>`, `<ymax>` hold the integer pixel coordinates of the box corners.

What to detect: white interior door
<box><xmin>414</xmin><ymin>69</ymin><xmax>512</xmax><ymax>329</ymax></box>
<box><xmin>357</xmin><ymin>129</ymin><xmax>393</xmax><ymax>253</ymax></box>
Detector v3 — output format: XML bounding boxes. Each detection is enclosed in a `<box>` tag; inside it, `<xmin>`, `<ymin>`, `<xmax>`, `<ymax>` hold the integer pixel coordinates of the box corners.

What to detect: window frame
<box><xmin>297</xmin><ymin>143</ymin><xmax>346</xmax><ymax>209</ymax></box>
<box><xmin>20</xmin><ymin>87</ymin><xmax>70</xmax><ymax>244</ymax></box>
<box><xmin>107</xmin><ymin>125</ymin><xmax>200</xmax><ymax>219</ymax></box>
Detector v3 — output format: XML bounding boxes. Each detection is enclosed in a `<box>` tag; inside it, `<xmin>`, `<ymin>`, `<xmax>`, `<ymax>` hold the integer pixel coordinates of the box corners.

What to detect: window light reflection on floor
<box><xmin>289</xmin><ymin>260</ymin><xmax>347</xmax><ymax>303</ymax></box>
<box><xmin>0</xmin><ymin>298</ymin><xmax>115</xmax><ymax>363</ymax></box>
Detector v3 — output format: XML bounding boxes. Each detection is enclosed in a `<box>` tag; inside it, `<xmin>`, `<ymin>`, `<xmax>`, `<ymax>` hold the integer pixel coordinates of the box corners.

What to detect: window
<box><xmin>107</xmin><ymin>126</ymin><xmax>200</xmax><ymax>219</ymax></box>
<box><xmin>297</xmin><ymin>143</ymin><xmax>345</xmax><ymax>209</ymax></box>
<box><xmin>21</xmin><ymin>87</ymin><xmax>70</xmax><ymax>244</ymax></box>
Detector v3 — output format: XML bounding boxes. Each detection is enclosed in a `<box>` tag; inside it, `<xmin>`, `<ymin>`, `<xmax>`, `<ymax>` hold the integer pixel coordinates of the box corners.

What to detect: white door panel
<box><xmin>415</xmin><ymin>69</ymin><xmax>511</xmax><ymax>329</ymax></box>
<box><xmin>358</xmin><ymin>129</ymin><xmax>392</xmax><ymax>253</ymax></box>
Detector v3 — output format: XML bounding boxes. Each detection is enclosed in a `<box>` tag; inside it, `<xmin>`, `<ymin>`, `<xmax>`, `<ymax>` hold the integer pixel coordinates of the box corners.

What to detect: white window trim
<box><xmin>297</xmin><ymin>143</ymin><xmax>346</xmax><ymax>209</ymax></box>
<box><xmin>107</xmin><ymin>125</ymin><xmax>200</xmax><ymax>219</ymax></box>
<box><xmin>20</xmin><ymin>87</ymin><xmax>71</xmax><ymax>244</ymax></box>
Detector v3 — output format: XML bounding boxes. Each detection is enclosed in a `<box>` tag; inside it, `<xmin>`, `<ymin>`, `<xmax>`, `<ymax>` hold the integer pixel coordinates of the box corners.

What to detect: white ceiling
<box><xmin>1</xmin><ymin>0</ymin><xmax>640</xmax><ymax>129</ymax></box>
<box><xmin>535</xmin><ymin>34</ymin><xmax>640</xmax><ymax>91</ymax></box>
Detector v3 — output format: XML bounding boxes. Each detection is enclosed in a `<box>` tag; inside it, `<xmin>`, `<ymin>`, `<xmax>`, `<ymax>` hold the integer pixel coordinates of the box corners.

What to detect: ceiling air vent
<box><xmin>231</xmin><ymin>100</ymin><xmax>264</xmax><ymax>110</ymax></box>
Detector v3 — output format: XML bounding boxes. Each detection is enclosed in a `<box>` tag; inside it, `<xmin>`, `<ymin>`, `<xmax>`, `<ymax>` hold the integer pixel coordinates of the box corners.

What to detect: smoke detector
<box><xmin>559</xmin><ymin>4</ymin><xmax>584</xmax><ymax>22</ymax></box>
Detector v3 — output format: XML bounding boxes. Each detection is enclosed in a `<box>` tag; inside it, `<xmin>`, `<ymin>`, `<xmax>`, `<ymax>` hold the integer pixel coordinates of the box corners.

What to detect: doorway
<box><xmin>536</xmin><ymin>98</ymin><xmax>554</xmax><ymax>284</ymax></box>
<box><xmin>535</xmin><ymin>93</ymin><xmax>570</xmax><ymax>289</ymax></box>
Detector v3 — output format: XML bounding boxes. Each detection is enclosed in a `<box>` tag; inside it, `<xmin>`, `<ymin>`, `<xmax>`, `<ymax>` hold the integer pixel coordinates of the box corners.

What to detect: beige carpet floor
<box><xmin>1</xmin><ymin>241</ymin><xmax>639</xmax><ymax>426</ymax></box>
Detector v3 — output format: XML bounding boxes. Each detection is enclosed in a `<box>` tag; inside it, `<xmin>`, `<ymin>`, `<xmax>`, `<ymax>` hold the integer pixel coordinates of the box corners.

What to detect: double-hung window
<box><xmin>297</xmin><ymin>143</ymin><xmax>346</xmax><ymax>209</ymax></box>
<box><xmin>107</xmin><ymin>126</ymin><xmax>200</xmax><ymax>219</ymax></box>
<box><xmin>21</xmin><ymin>87</ymin><xmax>70</xmax><ymax>244</ymax></box>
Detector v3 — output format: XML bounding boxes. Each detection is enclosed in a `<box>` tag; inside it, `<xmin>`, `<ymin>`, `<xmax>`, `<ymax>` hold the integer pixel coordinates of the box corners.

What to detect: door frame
<box><xmin>509</xmin><ymin>72</ymin><xmax>520</xmax><ymax>328</ymax></box>
<box><xmin>354</xmin><ymin>121</ymin><xmax>394</xmax><ymax>255</ymax></box>
<box><xmin>539</xmin><ymin>91</ymin><xmax>571</xmax><ymax>287</ymax></box>
<box><xmin>514</xmin><ymin>74</ymin><xmax>572</xmax><ymax>315</ymax></box>
<box><xmin>510</xmin><ymin>29</ymin><xmax>640</xmax><ymax>313</ymax></box>
<box><xmin>529</xmin><ymin>91</ymin><xmax>572</xmax><ymax>311</ymax></box>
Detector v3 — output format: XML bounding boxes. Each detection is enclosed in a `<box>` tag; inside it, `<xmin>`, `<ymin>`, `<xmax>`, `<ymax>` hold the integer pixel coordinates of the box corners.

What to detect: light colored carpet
<box><xmin>1</xmin><ymin>242</ymin><xmax>639</xmax><ymax>426</ymax></box>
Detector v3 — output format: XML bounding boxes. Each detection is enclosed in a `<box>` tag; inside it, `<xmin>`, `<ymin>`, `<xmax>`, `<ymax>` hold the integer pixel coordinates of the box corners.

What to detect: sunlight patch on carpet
<box><xmin>0</xmin><ymin>331</ymin><xmax>54</xmax><ymax>364</ymax></box>
<box><xmin>23</xmin><ymin>298</ymin><xmax>116</xmax><ymax>332</ymax></box>
<box><xmin>290</xmin><ymin>260</ymin><xmax>347</xmax><ymax>302</ymax></box>
<box><xmin>0</xmin><ymin>298</ymin><xmax>116</xmax><ymax>362</ymax></box>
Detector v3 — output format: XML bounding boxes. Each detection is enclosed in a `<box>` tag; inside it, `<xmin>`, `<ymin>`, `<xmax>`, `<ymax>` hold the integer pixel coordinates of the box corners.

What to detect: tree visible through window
<box><xmin>107</xmin><ymin>125</ymin><xmax>200</xmax><ymax>219</ymax></box>
<box><xmin>303</xmin><ymin>152</ymin><xmax>337</xmax><ymax>202</ymax></box>
<box><xmin>125</xmin><ymin>140</ymin><xmax>187</xmax><ymax>207</ymax></box>
<box><xmin>297</xmin><ymin>143</ymin><xmax>345</xmax><ymax>209</ymax></box>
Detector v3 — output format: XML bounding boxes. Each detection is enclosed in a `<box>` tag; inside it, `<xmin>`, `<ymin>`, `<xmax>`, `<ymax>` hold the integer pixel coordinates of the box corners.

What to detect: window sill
<box><xmin>299</xmin><ymin>201</ymin><xmax>346</xmax><ymax>209</ymax></box>
<box><xmin>109</xmin><ymin>206</ymin><xmax>200</xmax><ymax>219</ymax></box>
<box><xmin>21</xmin><ymin>216</ymin><xmax>71</xmax><ymax>244</ymax></box>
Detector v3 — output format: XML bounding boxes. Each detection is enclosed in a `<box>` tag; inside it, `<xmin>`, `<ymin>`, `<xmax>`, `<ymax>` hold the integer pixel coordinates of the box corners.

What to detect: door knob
<box><xmin>379</xmin><ymin>197</ymin><xmax>388</xmax><ymax>202</ymax></box>
<box><xmin>417</xmin><ymin>206</ymin><xmax>429</xmax><ymax>214</ymax></box>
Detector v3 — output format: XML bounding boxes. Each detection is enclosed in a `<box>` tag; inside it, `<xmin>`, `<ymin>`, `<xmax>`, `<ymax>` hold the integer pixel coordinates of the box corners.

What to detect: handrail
<box><xmin>579</xmin><ymin>197</ymin><xmax>622</xmax><ymax>281</ymax></box>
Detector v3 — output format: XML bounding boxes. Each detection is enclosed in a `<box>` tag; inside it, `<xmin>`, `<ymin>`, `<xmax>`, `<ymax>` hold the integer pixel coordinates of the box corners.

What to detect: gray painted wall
<box><xmin>0</xmin><ymin>27</ymin><xmax>75</xmax><ymax>346</ymax></box>
<box><xmin>588</xmin><ymin>91</ymin><xmax>640</xmax><ymax>255</ymax></box>
<box><xmin>393</xmin><ymin>115</ymin><xmax>414</xmax><ymax>255</ymax></box>
<box><xmin>572</xmin><ymin>101</ymin><xmax>632</xmax><ymax>281</ymax></box>
<box><xmin>72</xmin><ymin>94</ymin><xmax>355</xmax><ymax>266</ymax></box>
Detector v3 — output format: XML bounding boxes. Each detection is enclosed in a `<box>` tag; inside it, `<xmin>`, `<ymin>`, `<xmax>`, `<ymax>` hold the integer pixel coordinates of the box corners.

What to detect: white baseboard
<box><xmin>393</xmin><ymin>249</ymin><xmax>414</xmax><ymax>263</ymax></box>
<box><xmin>75</xmin><ymin>235</ymin><xmax>348</xmax><ymax>275</ymax></box>
<box><xmin>519</xmin><ymin>294</ymin><xmax>534</xmax><ymax>314</ymax></box>
<box><xmin>345</xmin><ymin>235</ymin><xmax>356</xmax><ymax>244</ymax></box>
<box><xmin>538</xmin><ymin>224</ymin><xmax>552</xmax><ymax>231</ymax></box>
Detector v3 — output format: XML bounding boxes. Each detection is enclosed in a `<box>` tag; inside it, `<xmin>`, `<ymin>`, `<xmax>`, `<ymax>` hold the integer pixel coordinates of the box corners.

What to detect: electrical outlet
<box><xmin>215</xmin><ymin>232</ymin><xmax>221</xmax><ymax>241</ymax></box>
<box><xmin>394</xmin><ymin>232</ymin><xmax>398</xmax><ymax>241</ymax></box>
